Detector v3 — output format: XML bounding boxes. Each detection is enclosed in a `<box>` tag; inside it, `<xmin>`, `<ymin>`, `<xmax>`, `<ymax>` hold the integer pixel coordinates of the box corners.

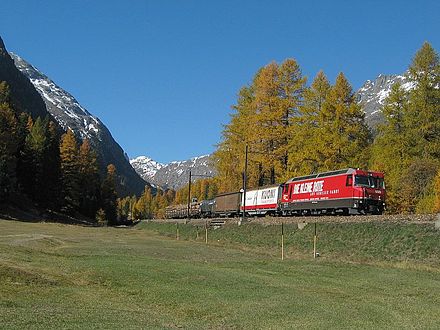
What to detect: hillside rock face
<box><xmin>0</xmin><ymin>36</ymin><xmax>48</xmax><ymax>119</ymax></box>
<box><xmin>130</xmin><ymin>154</ymin><xmax>216</xmax><ymax>190</ymax></box>
<box><xmin>356</xmin><ymin>72</ymin><xmax>415</xmax><ymax>128</ymax></box>
<box><xmin>10</xmin><ymin>53</ymin><xmax>148</xmax><ymax>196</ymax></box>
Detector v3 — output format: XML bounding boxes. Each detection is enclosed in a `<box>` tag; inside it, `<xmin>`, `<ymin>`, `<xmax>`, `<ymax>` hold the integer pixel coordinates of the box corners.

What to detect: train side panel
<box><xmin>242</xmin><ymin>185</ymin><xmax>281</xmax><ymax>215</ymax></box>
<box><xmin>280</xmin><ymin>169</ymin><xmax>385</xmax><ymax>214</ymax></box>
<box><xmin>214</xmin><ymin>192</ymin><xmax>241</xmax><ymax>217</ymax></box>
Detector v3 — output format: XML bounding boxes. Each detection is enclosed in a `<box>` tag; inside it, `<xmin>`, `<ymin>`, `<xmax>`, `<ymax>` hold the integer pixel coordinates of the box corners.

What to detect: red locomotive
<box><xmin>280</xmin><ymin>168</ymin><xmax>385</xmax><ymax>215</ymax></box>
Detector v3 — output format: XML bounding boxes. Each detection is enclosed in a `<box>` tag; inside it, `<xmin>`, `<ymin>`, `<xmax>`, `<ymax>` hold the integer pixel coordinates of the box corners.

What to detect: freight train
<box><xmin>164</xmin><ymin>168</ymin><xmax>385</xmax><ymax>219</ymax></box>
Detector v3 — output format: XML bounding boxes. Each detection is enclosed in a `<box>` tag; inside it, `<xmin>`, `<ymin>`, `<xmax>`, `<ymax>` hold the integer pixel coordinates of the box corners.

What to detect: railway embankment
<box><xmin>145</xmin><ymin>214</ymin><xmax>440</xmax><ymax>266</ymax></box>
<box><xmin>157</xmin><ymin>213</ymin><xmax>439</xmax><ymax>225</ymax></box>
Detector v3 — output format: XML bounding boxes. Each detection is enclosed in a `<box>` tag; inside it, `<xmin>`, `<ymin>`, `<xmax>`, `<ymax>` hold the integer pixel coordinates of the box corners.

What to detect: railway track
<box><xmin>159</xmin><ymin>213</ymin><xmax>439</xmax><ymax>226</ymax></box>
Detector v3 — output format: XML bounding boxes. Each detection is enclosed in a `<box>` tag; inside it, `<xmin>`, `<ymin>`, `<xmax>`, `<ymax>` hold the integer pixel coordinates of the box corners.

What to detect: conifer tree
<box><xmin>60</xmin><ymin>129</ymin><xmax>80</xmax><ymax>214</ymax></box>
<box><xmin>370</xmin><ymin>42</ymin><xmax>440</xmax><ymax>213</ymax></box>
<box><xmin>316</xmin><ymin>72</ymin><xmax>370</xmax><ymax>170</ymax></box>
<box><xmin>24</xmin><ymin>117</ymin><xmax>48</xmax><ymax>204</ymax></box>
<box><xmin>214</xmin><ymin>85</ymin><xmax>255</xmax><ymax>192</ymax></box>
<box><xmin>370</xmin><ymin>82</ymin><xmax>410</xmax><ymax>212</ymax></box>
<box><xmin>135</xmin><ymin>186</ymin><xmax>153</xmax><ymax>219</ymax></box>
<box><xmin>405</xmin><ymin>42</ymin><xmax>440</xmax><ymax>159</ymax></box>
<box><xmin>44</xmin><ymin>121</ymin><xmax>62</xmax><ymax>210</ymax></box>
<box><xmin>0</xmin><ymin>82</ymin><xmax>19</xmax><ymax>201</ymax></box>
<box><xmin>101</xmin><ymin>164</ymin><xmax>118</xmax><ymax>224</ymax></box>
<box><xmin>251</xmin><ymin>60</ymin><xmax>306</xmax><ymax>184</ymax></box>
<box><xmin>214</xmin><ymin>59</ymin><xmax>306</xmax><ymax>191</ymax></box>
<box><xmin>78</xmin><ymin>139</ymin><xmax>100</xmax><ymax>218</ymax></box>
<box><xmin>15</xmin><ymin>114</ymin><xmax>33</xmax><ymax>195</ymax></box>
<box><xmin>288</xmin><ymin>71</ymin><xmax>331</xmax><ymax>176</ymax></box>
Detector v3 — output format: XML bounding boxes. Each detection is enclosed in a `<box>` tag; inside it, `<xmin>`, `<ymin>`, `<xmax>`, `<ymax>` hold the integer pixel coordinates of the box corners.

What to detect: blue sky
<box><xmin>1</xmin><ymin>1</ymin><xmax>439</xmax><ymax>163</ymax></box>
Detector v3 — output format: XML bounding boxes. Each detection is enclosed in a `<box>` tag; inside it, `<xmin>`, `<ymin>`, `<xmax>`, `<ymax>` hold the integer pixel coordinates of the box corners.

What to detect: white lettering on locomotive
<box><xmin>292</xmin><ymin>180</ymin><xmax>324</xmax><ymax>195</ymax></box>
<box><xmin>313</xmin><ymin>180</ymin><xmax>324</xmax><ymax>192</ymax></box>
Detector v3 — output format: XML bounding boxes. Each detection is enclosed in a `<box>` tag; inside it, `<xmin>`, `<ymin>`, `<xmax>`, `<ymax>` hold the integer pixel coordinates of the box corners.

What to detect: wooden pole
<box><xmin>281</xmin><ymin>222</ymin><xmax>284</xmax><ymax>261</ymax></box>
<box><xmin>176</xmin><ymin>223</ymin><xmax>179</xmax><ymax>240</ymax></box>
<box><xmin>205</xmin><ymin>220</ymin><xmax>208</xmax><ymax>244</ymax></box>
<box><xmin>242</xmin><ymin>144</ymin><xmax>248</xmax><ymax>223</ymax></box>
<box><xmin>313</xmin><ymin>223</ymin><xmax>317</xmax><ymax>259</ymax></box>
<box><xmin>187</xmin><ymin>171</ymin><xmax>192</xmax><ymax>222</ymax></box>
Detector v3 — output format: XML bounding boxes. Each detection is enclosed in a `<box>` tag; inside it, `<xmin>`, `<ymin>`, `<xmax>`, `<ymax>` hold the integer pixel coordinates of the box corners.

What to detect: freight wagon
<box><xmin>280</xmin><ymin>168</ymin><xmax>385</xmax><ymax>215</ymax></box>
<box><xmin>165</xmin><ymin>201</ymin><xmax>201</xmax><ymax>219</ymax></box>
<box><xmin>213</xmin><ymin>191</ymin><xmax>241</xmax><ymax>217</ymax></box>
<box><xmin>241</xmin><ymin>185</ymin><xmax>282</xmax><ymax>216</ymax></box>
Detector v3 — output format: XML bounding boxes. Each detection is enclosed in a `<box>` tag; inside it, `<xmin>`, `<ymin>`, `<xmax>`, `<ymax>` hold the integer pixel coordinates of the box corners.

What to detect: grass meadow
<box><xmin>1</xmin><ymin>219</ymin><xmax>440</xmax><ymax>329</ymax></box>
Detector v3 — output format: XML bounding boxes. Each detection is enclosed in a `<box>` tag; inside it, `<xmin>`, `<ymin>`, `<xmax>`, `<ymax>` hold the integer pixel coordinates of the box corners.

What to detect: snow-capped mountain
<box><xmin>130</xmin><ymin>156</ymin><xmax>165</xmax><ymax>181</ymax></box>
<box><xmin>10</xmin><ymin>53</ymin><xmax>149</xmax><ymax>196</ymax></box>
<box><xmin>130</xmin><ymin>154</ymin><xmax>216</xmax><ymax>190</ymax></box>
<box><xmin>11</xmin><ymin>53</ymin><xmax>102</xmax><ymax>140</ymax></box>
<box><xmin>356</xmin><ymin>71</ymin><xmax>415</xmax><ymax>127</ymax></box>
<box><xmin>0</xmin><ymin>37</ymin><xmax>48</xmax><ymax>120</ymax></box>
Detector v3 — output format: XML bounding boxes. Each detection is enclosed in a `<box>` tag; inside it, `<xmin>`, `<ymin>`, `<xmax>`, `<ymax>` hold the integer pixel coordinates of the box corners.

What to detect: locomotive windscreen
<box><xmin>354</xmin><ymin>175</ymin><xmax>385</xmax><ymax>189</ymax></box>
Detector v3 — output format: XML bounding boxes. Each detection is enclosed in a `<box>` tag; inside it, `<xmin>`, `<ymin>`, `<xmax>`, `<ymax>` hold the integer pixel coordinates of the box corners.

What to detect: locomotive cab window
<box><xmin>354</xmin><ymin>175</ymin><xmax>376</xmax><ymax>188</ymax></box>
<box><xmin>346</xmin><ymin>175</ymin><xmax>353</xmax><ymax>186</ymax></box>
<box><xmin>375</xmin><ymin>177</ymin><xmax>385</xmax><ymax>189</ymax></box>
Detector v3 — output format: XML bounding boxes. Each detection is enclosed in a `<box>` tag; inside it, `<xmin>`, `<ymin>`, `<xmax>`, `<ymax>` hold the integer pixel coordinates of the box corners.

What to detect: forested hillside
<box><xmin>11</xmin><ymin>53</ymin><xmax>148</xmax><ymax>197</ymax></box>
<box><xmin>0</xmin><ymin>37</ymin><xmax>120</xmax><ymax>224</ymax></box>
<box><xmin>0</xmin><ymin>82</ymin><xmax>119</xmax><ymax>223</ymax></box>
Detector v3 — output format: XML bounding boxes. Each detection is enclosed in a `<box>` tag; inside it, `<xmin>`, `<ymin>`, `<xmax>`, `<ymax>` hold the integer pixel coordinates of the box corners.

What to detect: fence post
<box><xmin>205</xmin><ymin>220</ymin><xmax>208</xmax><ymax>245</ymax></box>
<box><xmin>281</xmin><ymin>222</ymin><xmax>284</xmax><ymax>261</ymax></box>
<box><xmin>176</xmin><ymin>222</ymin><xmax>179</xmax><ymax>240</ymax></box>
<box><xmin>313</xmin><ymin>223</ymin><xmax>317</xmax><ymax>259</ymax></box>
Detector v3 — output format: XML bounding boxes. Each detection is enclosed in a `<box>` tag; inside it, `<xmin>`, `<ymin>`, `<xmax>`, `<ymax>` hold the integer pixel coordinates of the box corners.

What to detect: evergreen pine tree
<box><xmin>43</xmin><ymin>121</ymin><xmax>62</xmax><ymax>210</ymax></box>
<box><xmin>24</xmin><ymin>117</ymin><xmax>48</xmax><ymax>205</ymax></box>
<box><xmin>0</xmin><ymin>82</ymin><xmax>19</xmax><ymax>201</ymax></box>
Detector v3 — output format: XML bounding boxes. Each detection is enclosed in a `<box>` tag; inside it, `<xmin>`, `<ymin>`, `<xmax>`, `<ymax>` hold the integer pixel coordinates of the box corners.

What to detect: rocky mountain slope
<box><xmin>10</xmin><ymin>52</ymin><xmax>149</xmax><ymax>196</ymax></box>
<box><xmin>130</xmin><ymin>154</ymin><xmax>216</xmax><ymax>190</ymax></box>
<box><xmin>356</xmin><ymin>71</ymin><xmax>415</xmax><ymax>127</ymax></box>
<box><xmin>0</xmin><ymin>36</ymin><xmax>48</xmax><ymax>120</ymax></box>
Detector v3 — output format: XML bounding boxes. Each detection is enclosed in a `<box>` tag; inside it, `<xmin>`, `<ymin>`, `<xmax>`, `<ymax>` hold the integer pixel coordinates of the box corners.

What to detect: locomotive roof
<box><xmin>286</xmin><ymin>168</ymin><xmax>355</xmax><ymax>183</ymax></box>
<box><xmin>245</xmin><ymin>184</ymin><xmax>281</xmax><ymax>192</ymax></box>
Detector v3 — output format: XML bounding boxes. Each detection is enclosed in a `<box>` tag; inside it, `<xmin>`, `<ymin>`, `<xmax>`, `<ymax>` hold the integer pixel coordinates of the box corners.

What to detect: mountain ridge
<box><xmin>0</xmin><ymin>36</ymin><xmax>49</xmax><ymax>120</ymax></box>
<box><xmin>10</xmin><ymin>52</ymin><xmax>149</xmax><ymax>196</ymax></box>
<box><xmin>130</xmin><ymin>154</ymin><xmax>216</xmax><ymax>190</ymax></box>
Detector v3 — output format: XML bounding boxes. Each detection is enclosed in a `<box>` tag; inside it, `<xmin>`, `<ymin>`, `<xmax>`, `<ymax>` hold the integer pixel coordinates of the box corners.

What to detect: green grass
<box><xmin>1</xmin><ymin>219</ymin><xmax>440</xmax><ymax>329</ymax></box>
<box><xmin>144</xmin><ymin>221</ymin><xmax>440</xmax><ymax>266</ymax></box>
